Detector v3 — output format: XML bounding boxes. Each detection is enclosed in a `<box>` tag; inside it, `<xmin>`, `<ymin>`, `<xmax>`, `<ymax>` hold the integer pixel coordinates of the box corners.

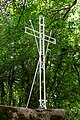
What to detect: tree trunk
<box><xmin>1</xmin><ymin>82</ymin><xmax>5</xmax><ymax>105</ymax></box>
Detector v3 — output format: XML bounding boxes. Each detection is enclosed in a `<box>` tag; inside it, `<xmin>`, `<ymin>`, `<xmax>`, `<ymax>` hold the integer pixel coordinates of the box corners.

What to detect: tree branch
<box><xmin>47</xmin><ymin>0</ymin><xmax>77</xmax><ymax>20</ymax></box>
<box><xmin>11</xmin><ymin>1</ymin><xmax>26</xmax><ymax>35</ymax></box>
<box><xmin>63</xmin><ymin>0</ymin><xmax>77</xmax><ymax>18</ymax></box>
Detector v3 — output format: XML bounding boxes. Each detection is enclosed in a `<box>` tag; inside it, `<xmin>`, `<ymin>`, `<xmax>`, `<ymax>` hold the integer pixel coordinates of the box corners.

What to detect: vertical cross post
<box><xmin>39</xmin><ymin>15</ymin><xmax>47</xmax><ymax>109</ymax></box>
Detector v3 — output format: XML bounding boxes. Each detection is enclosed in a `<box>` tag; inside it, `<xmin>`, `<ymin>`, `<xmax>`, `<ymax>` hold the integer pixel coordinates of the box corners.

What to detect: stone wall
<box><xmin>0</xmin><ymin>105</ymin><xmax>68</xmax><ymax>120</ymax></box>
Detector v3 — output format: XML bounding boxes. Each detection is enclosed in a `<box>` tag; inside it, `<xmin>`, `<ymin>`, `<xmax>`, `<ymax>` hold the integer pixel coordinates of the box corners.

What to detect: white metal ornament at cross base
<box><xmin>25</xmin><ymin>15</ymin><xmax>56</xmax><ymax>109</ymax></box>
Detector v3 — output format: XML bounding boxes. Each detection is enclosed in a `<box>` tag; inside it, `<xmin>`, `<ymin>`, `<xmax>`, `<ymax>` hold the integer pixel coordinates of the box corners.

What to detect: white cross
<box><xmin>25</xmin><ymin>15</ymin><xmax>56</xmax><ymax>109</ymax></box>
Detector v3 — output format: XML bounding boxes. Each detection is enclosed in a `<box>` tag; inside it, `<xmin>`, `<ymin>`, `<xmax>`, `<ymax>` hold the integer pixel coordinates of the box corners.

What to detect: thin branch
<box><xmin>11</xmin><ymin>1</ymin><xmax>26</xmax><ymax>35</ymax></box>
<box><xmin>11</xmin><ymin>7</ymin><xmax>25</xmax><ymax>35</ymax></box>
<box><xmin>63</xmin><ymin>0</ymin><xmax>77</xmax><ymax>18</ymax></box>
<box><xmin>47</xmin><ymin>0</ymin><xmax>77</xmax><ymax>20</ymax></box>
<box><xmin>48</xmin><ymin>6</ymin><xmax>69</xmax><ymax>13</ymax></box>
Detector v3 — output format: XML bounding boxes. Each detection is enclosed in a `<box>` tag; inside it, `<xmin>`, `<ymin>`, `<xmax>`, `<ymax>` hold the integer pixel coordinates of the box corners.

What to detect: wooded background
<box><xmin>0</xmin><ymin>0</ymin><xmax>80</xmax><ymax>119</ymax></box>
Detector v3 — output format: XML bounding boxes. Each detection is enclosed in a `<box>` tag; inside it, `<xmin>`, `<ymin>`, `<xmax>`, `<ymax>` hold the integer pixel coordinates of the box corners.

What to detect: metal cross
<box><xmin>25</xmin><ymin>15</ymin><xmax>56</xmax><ymax>109</ymax></box>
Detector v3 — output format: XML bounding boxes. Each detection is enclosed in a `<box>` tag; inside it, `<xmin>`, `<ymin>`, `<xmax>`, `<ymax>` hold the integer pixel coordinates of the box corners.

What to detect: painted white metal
<box><xmin>25</xmin><ymin>27</ymin><xmax>56</xmax><ymax>44</ymax></box>
<box><xmin>27</xmin><ymin>60</ymin><xmax>39</xmax><ymax>108</ymax></box>
<box><xmin>39</xmin><ymin>15</ymin><xmax>46</xmax><ymax>109</ymax></box>
<box><xmin>39</xmin><ymin>15</ymin><xmax>41</xmax><ymax>108</ymax></box>
<box><xmin>46</xmin><ymin>30</ymin><xmax>52</xmax><ymax>56</ymax></box>
<box><xmin>25</xmin><ymin>15</ymin><xmax>56</xmax><ymax>109</ymax></box>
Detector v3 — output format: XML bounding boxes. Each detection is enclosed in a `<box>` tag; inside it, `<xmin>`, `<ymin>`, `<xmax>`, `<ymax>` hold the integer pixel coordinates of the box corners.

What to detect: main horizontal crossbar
<box><xmin>25</xmin><ymin>27</ymin><xmax>56</xmax><ymax>44</ymax></box>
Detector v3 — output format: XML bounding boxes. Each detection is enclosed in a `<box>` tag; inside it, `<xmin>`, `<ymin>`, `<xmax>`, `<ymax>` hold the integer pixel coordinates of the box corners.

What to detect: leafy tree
<box><xmin>0</xmin><ymin>0</ymin><xmax>80</xmax><ymax>119</ymax></box>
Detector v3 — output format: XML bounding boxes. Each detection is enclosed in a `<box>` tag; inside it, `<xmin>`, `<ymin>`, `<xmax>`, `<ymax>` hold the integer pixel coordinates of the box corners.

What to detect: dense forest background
<box><xmin>0</xmin><ymin>0</ymin><xmax>80</xmax><ymax>119</ymax></box>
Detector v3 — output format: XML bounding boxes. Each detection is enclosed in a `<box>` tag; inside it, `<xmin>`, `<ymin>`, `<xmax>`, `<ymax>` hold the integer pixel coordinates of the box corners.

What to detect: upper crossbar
<box><xmin>25</xmin><ymin>27</ymin><xmax>56</xmax><ymax>44</ymax></box>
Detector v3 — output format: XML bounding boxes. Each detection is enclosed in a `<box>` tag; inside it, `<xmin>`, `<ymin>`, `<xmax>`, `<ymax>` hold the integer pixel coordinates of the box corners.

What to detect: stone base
<box><xmin>0</xmin><ymin>105</ymin><xmax>68</xmax><ymax>120</ymax></box>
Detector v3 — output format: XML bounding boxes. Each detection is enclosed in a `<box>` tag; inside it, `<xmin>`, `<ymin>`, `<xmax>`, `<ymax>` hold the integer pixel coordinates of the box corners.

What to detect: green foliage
<box><xmin>0</xmin><ymin>0</ymin><xmax>80</xmax><ymax>119</ymax></box>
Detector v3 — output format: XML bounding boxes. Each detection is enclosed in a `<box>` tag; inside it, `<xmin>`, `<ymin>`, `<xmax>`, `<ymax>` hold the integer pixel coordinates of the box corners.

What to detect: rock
<box><xmin>35</xmin><ymin>109</ymin><xmax>68</xmax><ymax>120</ymax></box>
<box><xmin>0</xmin><ymin>105</ymin><xmax>68</xmax><ymax>120</ymax></box>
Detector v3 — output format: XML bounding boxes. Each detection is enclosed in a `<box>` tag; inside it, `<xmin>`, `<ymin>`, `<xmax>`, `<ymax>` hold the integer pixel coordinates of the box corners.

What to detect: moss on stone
<box><xmin>0</xmin><ymin>108</ymin><xmax>12</xmax><ymax>120</ymax></box>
